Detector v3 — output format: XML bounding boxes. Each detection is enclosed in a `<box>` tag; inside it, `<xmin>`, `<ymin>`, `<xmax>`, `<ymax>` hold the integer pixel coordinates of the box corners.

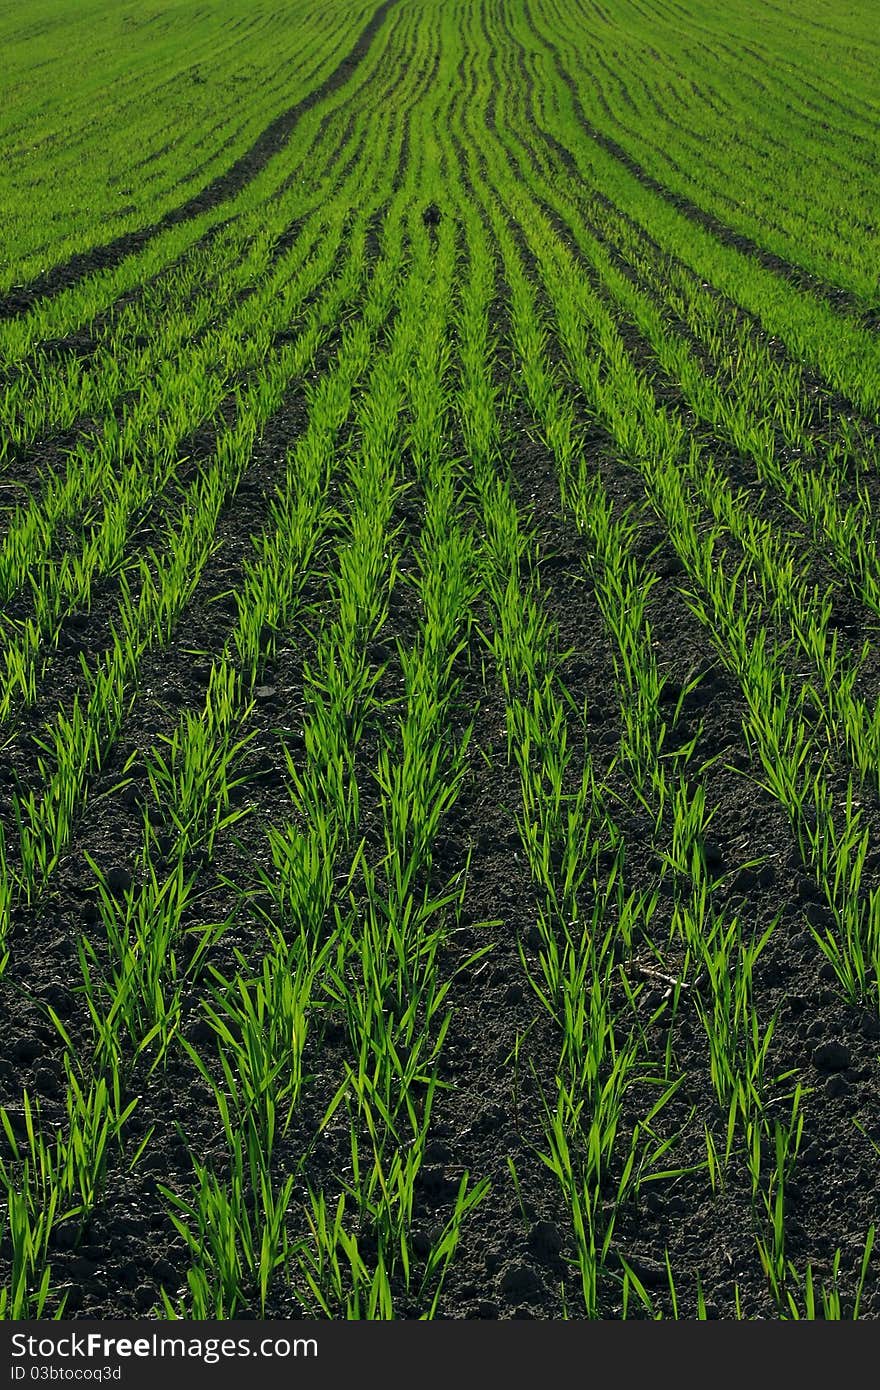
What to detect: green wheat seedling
<box><xmin>525</xmin><ymin>927</ymin><xmax>697</xmax><ymax>1315</ymax></box>
<box><xmin>144</xmin><ymin>661</ymin><xmax>257</xmax><ymax>860</ymax></box>
<box><xmin>501</xmin><ymin>21</ymin><xmax>879</xmax><ymax>408</ymax></box>
<box><xmin>288</xmin><ymin>329</ymin><xmax>414</xmax><ymax>838</ymax></box>
<box><xmin>181</xmin><ymin>935</ymin><xmax>319</xmax><ymax>1166</ymax></box>
<box><xmin>508</xmin><ymin>687</ymin><xmax>629</xmax><ymax>947</ymax></box>
<box><xmin>683</xmin><ymin>901</ymin><xmax>781</xmax><ymax>1151</ymax></box>
<box><xmin>294</xmin><ymin>1188</ymin><xmax>396</xmax><ymax>1319</ymax></box>
<box><xmin>449</xmin><ymin>203</ymin><xmax>654</xmax><ymax>1314</ymax></box>
<box><xmin>228</xmin><ymin>227</ymin><xmax>390</xmax><ymax>684</ymax></box>
<box><xmin>329</xmin><ymin>889</ymin><xmax>459</xmax><ymax>1160</ymax></box>
<box><xmin>0</xmin><ymin>216</ymin><xmax>289</xmax><ymax>452</ymax></box>
<box><xmin>414</xmin><ymin>1171</ymin><xmax>492</xmax><ymax>1318</ymax></box>
<box><xmin>795</xmin><ymin>778</ymin><xmax>880</xmax><ymax>1010</ymax></box>
<box><xmin>374</xmin><ymin>714</ymin><xmax>473</xmax><ymax>906</ymax></box>
<box><xmin>4</xmin><ymin>0</ymin><xmax>878</xmax><ymax>1326</ymax></box>
<box><xmin>8</xmin><ymin>639</ymin><xmax>131</xmax><ymax>906</ymax></box>
<box><xmin>0</xmin><ymin>3</ymin><xmax>361</xmax><ymax>314</ymax></box>
<box><xmin>0</xmin><ymin>1094</ymin><xmax>75</xmax><ymax>1318</ymax></box>
<box><xmin>405</xmin><ymin>274</ymin><xmax>456</xmax><ymax>484</ymax></box>
<box><xmin>338</xmin><ymin>1107</ymin><xmax>435</xmax><ymax>1304</ymax></box>
<box><xmin>741</xmin><ymin>668</ymin><xmax>880</xmax><ymax>1010</ymax></box>
<box><xmin>77</xmin><ymin>844</ymin><xmax>209</xmax><ymax>1070</ymax></box>
<box><xmin>557</xmin><ymin>198</ymin><xmax>880</xmax><ymax>622</ymax></box>
<box><xmin>162</xmin><ymin>925</ymin><xmax>350</xmax><ymax>1318</ymax></box>
<box><xmin>0</xmin><ymin>821</ymin><xmax>10</xmax><ymax>978</ymax></box>
<box><xmin>319</xmin><ymin>603</ymin><xmax>483</xmax><ymax>1305</ymax></box>
<box><xmin>0</xmin><ymin>623</ymin><xmax>38</xmax><ymax>715</ymax></box>
<box><xmin>10</xmin><ymin>661</ymin><xmax>124</xmax><ymax>902</ymax></box>
<box><xmin>455</xmin><ymin>81</ymin><xmax>867</xmax><ymax>1317</ymax></box>
<box><xmin>595</xmin><ymin>400</ymin><xmax>880</xmax><ymax>1023</ymax></box>
<box><xmin>534</xmin><ymin>1062</ymin><xmax>629</xmax><ymax>1318</ymax></box>
<box><xmin>353</xmin><ymin>852</ymin><xmax>478</xmax><ymax>1020</ymax></box>
<box><xmin>495</xmin><ymin>219</ymin><xmax>700</xmax><ymax>850</ymax></box>
<box><xmin>662</xmin><ymin>779</ymin><xmax>719</xmax><ymax>891</ymax></box>
<box><xmin>598</xmin><ymin>244</ymin><xmax>880</xmax><ymax>622</ymax></box>
<box><xmin>518</xmin><ymin>891</ymin><xmax>610</xmax><ymax>1039</ymax></box>
<box><xmin>466</xmin><ymin>364</ymin><xmax>703</xmax><ymax>1310</ymax></box>
<box><xmin>780</xmin><ymin>1227</ymin><xmax>876</xmax><ymax>1320</ymax></box>
<box><xmin>751</xmin><ymin>1094</ymin><xmax>806</xmax><ymax>1308</ymax></box>
<box><xmin>245</xmin><ymin>819</ymin><xmax>344</xmax><ymax>949</ymax></box>
<box><xmin>60</xmin><ymin>1055</ymin><xmax>141</xmax><ymax>1222</ymax></box>
<box><xmin>160</xmin><ymin>1128</ymin><xmax>297</xmax><ymax>1319</ymax></box>
<box><xmin>0</xmin><ymin>1187</ymin><xmax>62</xmax><ymax>1320</ymax></box>
<box><xmin>294</xmin><ymin>1168</ymin><xmax>489</xmax><ymax>1319</ymax></box>
<box><xmin>667</xmin><ymin>448</ymin><xmax>880</xmax><ymax>808</ymax></box>
<box><xmin>166</xmin><ymin>170</ymin><xmax>472</xmax><ymax>1321</ymax></box>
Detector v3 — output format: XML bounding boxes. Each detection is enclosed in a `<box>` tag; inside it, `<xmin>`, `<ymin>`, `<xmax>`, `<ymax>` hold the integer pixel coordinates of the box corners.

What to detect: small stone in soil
<box><xmin>825</xmin><ymin>1072</ymin><xmax>851</xmax><ymax>1099</ymax></box>
<box><xmin>185</xmin><ymin>1018</ymin><xmax>215</xmax><ymax>1048</ymax></box>
<box><xmin>411</xmin><ymin>1229</ymin><xmax>432</xmax><ymax>1258</ymax></box>
<box><xmin>812</xmin><ymin>1040</ymin><xmax>851</xmax><ymax>1072</ymax></box>
<box><xmin>527</xmin><ymin>1221</ymin><xmax>563</xmax><ymax>1260</ymax></box>
<box><xmin>11</xmin><ymin>1035</ymin><xmax>41</xmax><ymax>1063</ymax></box>
<box><xmin>104</xmin><ymin>865</ymin><xmax>133</xmax><ymax>895</ymax></box>
<box><xmin>500</xmin><ymin>1264</ymin><xmax>541</xmax><ymax>1298</ymax></box>
<box><xmin>424</xmin><ymin>1138</ymin><xmax>452</xmax><ymax>1164</ymax></box>
<box><xmin>34</xmin><ymin>1066</ymin><xmax>61</xmax><ymax>1097</ymax></box>
<box><xmin>40</xmin><ymin>982</ymin><xmax>72</xmax><ymax>1015</ymax></box>
<box><xmin>624</xmin><ymin>1254</ymin><xmax>667</xmax><ymax>1287</ymax></box>
<box><xmin>469</xmin><ymin>1301</ymin><xmax>499</xmax><ymax>1318</ymax></box>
